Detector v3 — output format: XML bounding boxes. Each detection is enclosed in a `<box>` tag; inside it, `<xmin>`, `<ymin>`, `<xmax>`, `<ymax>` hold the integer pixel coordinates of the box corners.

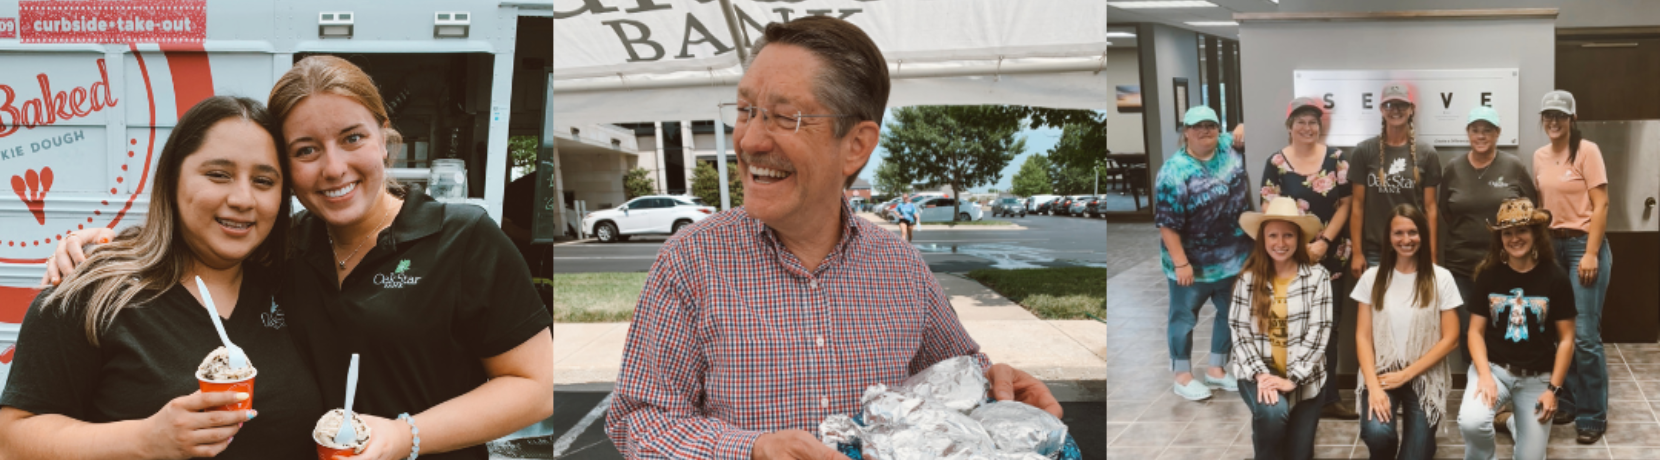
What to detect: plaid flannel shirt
<box><xmin>1227</xmin><ymin>263</ymin><xmax>1333</xmax><ymax>405</ymax></box>
<box><xmin>605</xmin><ymin>199</ymin><xmax>991</xmax><ymax>459</ymax></box>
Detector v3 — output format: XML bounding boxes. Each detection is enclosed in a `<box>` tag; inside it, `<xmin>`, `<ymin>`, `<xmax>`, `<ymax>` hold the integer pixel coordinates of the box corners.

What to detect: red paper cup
<box><xmin>315</xmin><ymin>443</ymin><xmax>357</xmax><ymax>460</ymax></box>
<box><xmin>195</xmin><ymin>368</ymin><xmax>257</xmax><ymax>412</ymax></box>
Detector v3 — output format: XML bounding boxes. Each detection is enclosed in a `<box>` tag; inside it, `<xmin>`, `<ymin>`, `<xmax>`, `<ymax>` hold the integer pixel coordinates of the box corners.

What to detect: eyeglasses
<box><xmin>719</xmin><ymin>102</ymin><xmax>852</xmax><ymax>134</ymax></box>
<box><xmin>1381</xmin><ymin>101</ymin><xmax>1413</xmax><ymax>112</ymax></box>
<box><xmin>1542</xmin><ymin>112</ymin><xmax>1573</xmax><ymax>122</ymax></box>
<box><xmin>1186</xmin><ymin>122</ymin><xmax>1219</xmax><ymax>132</ymax></box>
<box><xmin>1291</xmin><ymin>119</ymin><xmax>1321</xmax><ymax>129</ymax></box>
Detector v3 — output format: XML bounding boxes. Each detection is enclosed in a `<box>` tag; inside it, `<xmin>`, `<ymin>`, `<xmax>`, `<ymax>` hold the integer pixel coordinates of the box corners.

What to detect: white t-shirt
<box><xmin>1350</xmin><ymin>265</ymin><xmax>1462</xmax><ymax>358</ymax></box>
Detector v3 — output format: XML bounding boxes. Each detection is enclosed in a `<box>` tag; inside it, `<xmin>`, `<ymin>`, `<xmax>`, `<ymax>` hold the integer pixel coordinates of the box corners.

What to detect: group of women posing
<box><xmin>1154</xmin><ymin>85</ymin><xmax>1611</xmax><ymax>459</ymax></box>
<box><xmin>0</xmin><ymin>56</ymin><xmax>554</xmax><ymax>459</ymax></box>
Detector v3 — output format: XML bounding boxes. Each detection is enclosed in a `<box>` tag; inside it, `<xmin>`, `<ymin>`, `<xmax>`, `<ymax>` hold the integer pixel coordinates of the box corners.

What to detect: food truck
<box><xmin>0</xmin><ymin>0</ymin><xmax>553</xmax><ymax>388</ymax></box>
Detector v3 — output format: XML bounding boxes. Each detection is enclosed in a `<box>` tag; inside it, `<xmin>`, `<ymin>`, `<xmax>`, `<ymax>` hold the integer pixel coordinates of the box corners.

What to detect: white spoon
<box><xmin>333</xmin><ymin>354</ymin><xmax>361</xmax><ymax>446</ymax></box>
<box><xmin>194</xmin><ymin>276</ymin><xmax>249</xmax><ymax>370</ymax></box>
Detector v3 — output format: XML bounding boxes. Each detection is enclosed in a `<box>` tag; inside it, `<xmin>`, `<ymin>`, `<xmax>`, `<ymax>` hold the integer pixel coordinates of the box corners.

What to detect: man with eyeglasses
<box><xmin>605</xmin><ymin>16</ymin><xmax>1061</xmax><ymax>460</ymax></box>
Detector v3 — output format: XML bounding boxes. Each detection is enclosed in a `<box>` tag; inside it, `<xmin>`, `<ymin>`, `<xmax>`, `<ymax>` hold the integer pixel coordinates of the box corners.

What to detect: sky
<box><xmin>856</xmin><ymin>107</ymin><xmax>1092</xmax><ymax>195</ymax></box>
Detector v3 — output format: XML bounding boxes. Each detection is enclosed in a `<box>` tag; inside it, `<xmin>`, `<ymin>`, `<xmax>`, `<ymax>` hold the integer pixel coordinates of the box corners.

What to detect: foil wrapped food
<box><xmin>819</xmin><ymin>357</ymin><xmax>1074</xmax><ymax>460</ymax></box>
<box><xmin>970</xmin><ymin>401</ymin><xmax>1068</xmax><ymax>456</ymax></box>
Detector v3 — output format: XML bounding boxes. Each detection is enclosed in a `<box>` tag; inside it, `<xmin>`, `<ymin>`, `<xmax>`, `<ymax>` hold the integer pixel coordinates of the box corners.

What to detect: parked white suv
<box><xmin>915</xmin><ymin>196</ymin><xmax>983</xmax><ymax>222</ymax></box>
<box><xmin>582</xmin><ymin>195</ymin><xmax>716</xmax><ymax>243</ymax></box>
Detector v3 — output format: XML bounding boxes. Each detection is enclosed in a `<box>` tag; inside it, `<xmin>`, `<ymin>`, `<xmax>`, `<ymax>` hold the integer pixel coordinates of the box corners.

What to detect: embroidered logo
<box><xmin>374</xmin><ymin>260</ymin><xmax>421</xmax><ymax>289</ymax></box>
<box><xmin>1489</xmin><ymin>176</ymin><xmax>1508</xmax><ymax>188</ymax></box>
<box><xmin>260</xmin><ymin>299</ymin><xmax>286</xmax><ymax>330</ymax></box>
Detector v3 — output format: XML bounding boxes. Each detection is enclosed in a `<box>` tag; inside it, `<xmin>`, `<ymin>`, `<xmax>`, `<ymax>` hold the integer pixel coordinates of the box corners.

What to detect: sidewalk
<box><xmin>855</xmin><ymin>212</ymin><xmax>1027</xmax><ymax>231</ymax></box>
<box><xmin>553</xmin><ymin>273</ymin><xmax>1106</xmax><ymax>385</ymax></box>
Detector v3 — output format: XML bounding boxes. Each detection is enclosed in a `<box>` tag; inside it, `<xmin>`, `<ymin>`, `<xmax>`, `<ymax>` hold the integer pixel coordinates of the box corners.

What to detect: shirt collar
<box><xmin>750</xmin><ymin>197</ymin><xmax>863</xmax><ymax>273</ymax></box>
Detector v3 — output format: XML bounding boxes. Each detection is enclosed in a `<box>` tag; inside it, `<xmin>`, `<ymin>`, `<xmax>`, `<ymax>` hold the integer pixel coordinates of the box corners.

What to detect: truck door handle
<box><xmin>1647</xmin><ymin>197</ymin><xmax>1657</xmax><ymax>210</ymax></box>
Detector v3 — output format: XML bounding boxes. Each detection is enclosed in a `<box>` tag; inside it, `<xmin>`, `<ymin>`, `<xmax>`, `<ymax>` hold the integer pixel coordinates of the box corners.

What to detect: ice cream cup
<box><xmin>315</xmin><ymin>443</ymin><xmax>359</xmax><ymax>460</ymax></box>
<box><xmin>195</xmin><ymin>367</ymin><xmax>257</xmax><ymax>412</ymax></box>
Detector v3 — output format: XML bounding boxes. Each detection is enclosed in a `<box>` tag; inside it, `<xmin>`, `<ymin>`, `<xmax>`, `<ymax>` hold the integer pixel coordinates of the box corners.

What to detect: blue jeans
<box><xmin>1239</xmin><ymin>379</ymin><xmax>1321</xmax><ymax>460</ymax></box>
<box><xmin>1359</xmin><ymin>385</ymin><xmax>1437</xmax><ymax>460</ymax></box>
<box><xmin>1459</xmin><ymin>363</ymin><xmax>1552</xmax><ymax>460</ymax></box>
<box><xmin>1553</xmin><ymin>235</ymin><xmax>1610</xmax><ymax>432</ymax></box>
<box><xmin>1167</xmin><ymin>277</ymin><xmax>1235</xmax><ymax>374</ymax></box>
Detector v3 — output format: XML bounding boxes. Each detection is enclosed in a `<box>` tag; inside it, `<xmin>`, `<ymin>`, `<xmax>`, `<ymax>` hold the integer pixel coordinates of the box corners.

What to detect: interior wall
<box><xmin>1138</xmin><ymin>23</ymin><xmax>1202</xmax><ymax>177</ymax></box>
<box><xmin>1106</xmin><ymin>48</ymin><xmax>1146</xmax><ymax>154</ymax></box>
<box><xmin>1238</xmin><ymin>17</ymin><xmax>1557</xmax><ymax>207</ymax></box>
<box><xmin>1276</xmin><ymin>0</ymin><xmax>1660</xmax><ymax>28</ymax></box>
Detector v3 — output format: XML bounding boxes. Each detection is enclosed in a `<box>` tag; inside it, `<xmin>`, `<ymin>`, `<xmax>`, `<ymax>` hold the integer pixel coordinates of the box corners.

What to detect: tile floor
<box><xmin>1108</xmin><ymin>256</ymin><xmax>1660</xmax><ymax>460</ymax></box>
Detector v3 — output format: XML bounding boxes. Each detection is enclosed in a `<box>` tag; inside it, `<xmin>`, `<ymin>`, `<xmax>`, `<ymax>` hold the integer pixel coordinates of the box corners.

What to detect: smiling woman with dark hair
<box><xmin>0</xmin><ymin>96</ymin><xmax>323</xmax><ymax>459</ymax></box>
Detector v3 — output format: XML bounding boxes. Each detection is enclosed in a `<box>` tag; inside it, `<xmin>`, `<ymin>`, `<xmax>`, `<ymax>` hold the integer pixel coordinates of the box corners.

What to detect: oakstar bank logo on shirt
<box><xmin>1489</xmin><ymin>176</ymin><xmax>1508</xmax><ymax>188</ymax></box>
<box><xmin>373</xmin><ymin>259</ymin><xmax>421</xmax><ymax>289</ymax></box>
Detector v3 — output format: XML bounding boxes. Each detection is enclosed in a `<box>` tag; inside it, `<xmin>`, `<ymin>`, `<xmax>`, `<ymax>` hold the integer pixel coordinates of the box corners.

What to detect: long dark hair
<box><xmin>1241</xmin><ymin>220</ymin><xmax>1312</xmax><ymax>331</ymax></box>
<box><xmin>1371</xmin><ymin>204</ymin><xmax>1436</xmax><ymax>311</ymax></box>
<box><xmin>44</xmin><ymin>96</ymin><xmax>289</xmax><ymax>345</ymax></box>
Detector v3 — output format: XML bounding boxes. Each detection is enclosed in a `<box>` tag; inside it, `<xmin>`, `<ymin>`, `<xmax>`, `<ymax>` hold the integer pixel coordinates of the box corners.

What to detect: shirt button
<box><xmin>820</xmin><ymin>396</ymin><xmax>829</xmax><ymax>408</ymax></box>
<box><xmin>809</xmin><ymin>280</ymin><xmax>819</xmax><ymax>289</ymax></box>
<box><xmin>817</xmin><ymin>336</ymin><xmax>825</xmax><ymax>347</ymax></box>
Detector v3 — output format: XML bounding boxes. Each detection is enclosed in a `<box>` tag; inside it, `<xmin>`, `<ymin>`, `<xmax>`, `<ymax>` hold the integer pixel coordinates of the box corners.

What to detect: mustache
<box><xmin>739</xmin><ymin>151</ymin><xmax>795</xmax><ymax>173</ymax></box>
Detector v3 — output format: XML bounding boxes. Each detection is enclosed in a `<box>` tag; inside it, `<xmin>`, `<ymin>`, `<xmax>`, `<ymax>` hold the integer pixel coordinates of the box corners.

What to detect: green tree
<box><xmin>509</xmin><ymin>136</ymin><xmax>539</xmax><ymax>179</ymax></box>
<box><xmin>1010</xmin><ymin>154</ymin><xmax>1053</xmax><ymax>197</ymax></box>
<box><xmin>1045</xmin><ymin>123</ymin><xmax>1108</xmax><ymax>195</ymax></box>
<box><xmin>879</xmin><ymin>105</ymin><xmax>1025</xmax><ymax>222</ymax></box>
<box><xmin>623</xmin><ymin>168</ymin><xmax>655</xmax><ymax>200</ymax></box>
<box><xmin>872</xmin><ymin>159</ymin><xmax>913</xmax><ymax>197</ymax></box>
<box><xmin>690</xmin><ymin>161</ymin><xmax>743</xmax><ymax>208</ymax></box>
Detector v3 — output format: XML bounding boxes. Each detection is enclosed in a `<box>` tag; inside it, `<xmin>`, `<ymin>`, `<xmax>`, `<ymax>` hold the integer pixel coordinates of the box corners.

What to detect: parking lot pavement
<box><xmin>555</xmin><ymin>213</ymin><xmax>1105</xmax><ymax>274</ymax></box>
<box><xmin>551</xmin><ymin>391</ymin><xmax>1105</xmax><ymax>460</ymax></box>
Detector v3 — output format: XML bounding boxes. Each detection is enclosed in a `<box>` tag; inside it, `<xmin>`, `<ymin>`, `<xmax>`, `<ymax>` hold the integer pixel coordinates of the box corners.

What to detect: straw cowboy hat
<box><xmin>1486</xmin><ymin>197</ymin><xmax>1552</xmax><ymax>232</ymax></box>
<box><xmin>1239</xmin><ymin>197</ymin><xmax>1324</xmax><ymax>243</ymax></box>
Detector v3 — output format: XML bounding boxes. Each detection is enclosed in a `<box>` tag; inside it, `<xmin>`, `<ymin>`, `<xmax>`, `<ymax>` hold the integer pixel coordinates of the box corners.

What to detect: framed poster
<box><xmin>1115</xmin><ymin>85</ymin><xmax>1142</xmax><ymax>113</ymax></box>
<box><xmin>1172</xmin><ymin>77</ymin><xmax>1189</xmax><ymax>126</ymax></box>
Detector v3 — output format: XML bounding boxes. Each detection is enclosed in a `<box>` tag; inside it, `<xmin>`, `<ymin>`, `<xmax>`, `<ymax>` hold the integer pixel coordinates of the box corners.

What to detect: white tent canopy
<box><xmin>553</xmin><ymin>0</ymin><xmax>1110</xmax><ymax>123</ymax></box>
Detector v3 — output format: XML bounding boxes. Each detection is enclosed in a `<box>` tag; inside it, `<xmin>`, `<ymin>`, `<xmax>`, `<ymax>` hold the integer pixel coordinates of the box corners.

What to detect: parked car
<box><xmin>1083</xmin><ymin>196</ymin><xmax>1105</xmax><ymax>218</ymax></box>
<box><xmin>1070</xmin><ymin>196</ymin><xmax>1100</xmax><ymax>217</ymax></box>
<box><xmin>1095</xmin><ymin>197</ymin><xmax>1113</xmax><ymax>217</ymax></box>
<box><xmin>1051</xmin><ymin>196</ymin><xmax>1076</xmax><ymax>216</ymax></box>
<box><xmin>582</xmin><ymin>195</ymin><xmax>717</xmax><ymax>243</ymax></box>
<box><xmin>992</xmin><ymin>197</ymin><xmax>1027</xmax><ymax>218</ymax></box>
<box><xmin>916</xmin><ymin>196</ymin><xmax>983</xmax><ymax>222</ymax></box>
<box><xmin>1028</xmin><ymin>194</ymin><xmax>1059</xmax><ymax>212</ymax></box>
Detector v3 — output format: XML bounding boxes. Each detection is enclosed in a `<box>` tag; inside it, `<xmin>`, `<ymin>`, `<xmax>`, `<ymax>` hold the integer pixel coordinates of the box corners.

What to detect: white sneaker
<box><xmin>1202</xmin><ymin>372</ymin><xmax>1239</xmax><ymax>392</ymax></box>
<box><xmin>1173</xmin><ymin>379</ymin><xmax>1213</xmax><ymax>401</ymax></box>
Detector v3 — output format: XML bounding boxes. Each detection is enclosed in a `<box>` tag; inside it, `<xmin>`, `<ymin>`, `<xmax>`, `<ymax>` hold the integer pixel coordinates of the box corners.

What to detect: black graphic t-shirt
<box><xmin>1347</xmin><ymin>137</ymin><xmax>1441</xmax><ymax>258</ymax></box>
<box><xmin>1472</xmin><ymin>262</ymin><xmax>1578</xmax><ymax>374</ymax></box>
<box><xmin>0</xmin><ymin>266</ymin><xmax>323</xmax><ymax>459</ymax></box>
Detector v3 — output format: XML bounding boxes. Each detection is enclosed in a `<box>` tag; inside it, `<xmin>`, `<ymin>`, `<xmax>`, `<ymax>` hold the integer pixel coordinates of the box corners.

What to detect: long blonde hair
<box><xmin>43</xmin><ymin>97</ymin><xmax>289</xmax><ymax>346</ymax></box>
<box><xmin>1241</xmin><ymin>221</ymin><xmax>1312</xmax><ymax>332</ymax></box>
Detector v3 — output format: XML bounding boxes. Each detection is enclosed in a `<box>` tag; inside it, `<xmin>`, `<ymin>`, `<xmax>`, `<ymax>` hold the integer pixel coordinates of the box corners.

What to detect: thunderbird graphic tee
<box><xmin>1472</xmin><ymin>262</ymin><xmax>1577</xmax><ymax>374</ymax></box>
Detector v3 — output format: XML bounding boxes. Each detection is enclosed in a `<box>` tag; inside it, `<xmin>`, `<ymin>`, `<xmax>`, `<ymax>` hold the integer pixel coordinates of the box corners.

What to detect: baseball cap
<box><xmin>1182</xmin><ymin>106</ymin><xmax>1220</xmax><ymax>127</ymax></box>
<box><xmin>1540</xmin><ymin>90</ymin><xmax>1576</xmax><ymax>116</ymax></box>
<box><xmin>1286</xmin><ymin>96</ymin><xmax>1325</xmax><ymax>119</ymax></box>
<box><xmin>1381</xmin><ymin>82</ymin><xmax>1414</xmax><ymax>105</ymax></box>
<box><xmin>1467</xmin><ymin>105</ymin><xmax>1501</xmax><ymax>129</ymax></box>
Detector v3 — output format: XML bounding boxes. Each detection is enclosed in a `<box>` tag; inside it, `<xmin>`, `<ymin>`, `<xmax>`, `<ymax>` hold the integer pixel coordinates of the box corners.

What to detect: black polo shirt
<box><xmin>284</xmin><ymin>192</ymin><xmax>551</xmax><ymax>460</ymax></box>
<box><xmin>0</xmin><ymin>267</ymin><xmax>323</xmax><ymax>459</ymax></box>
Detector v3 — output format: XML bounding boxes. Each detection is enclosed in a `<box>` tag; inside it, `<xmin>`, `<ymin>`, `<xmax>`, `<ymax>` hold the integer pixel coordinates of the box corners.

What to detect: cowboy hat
<box><xmin>1240</xmin><ymin>197</ymin><xmax>1324</xmax><ymax>243</ymax></box>
<box><xmin>1486</xmin><ymin>197</ymin><xmax>1552</xmax><ymax>232</ymax></box>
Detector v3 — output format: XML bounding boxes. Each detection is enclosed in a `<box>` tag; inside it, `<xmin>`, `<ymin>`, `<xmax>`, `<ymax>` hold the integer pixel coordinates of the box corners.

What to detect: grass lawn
<box><xmin>920</xmin><ymin>220</ymin><xmax>1014</xmax><ymax>226</ymax></box>
<box><xmin>550</xmin><ymin>273</ymin><xmax>648</xmax><ymax>323</ymax></box>
<box><xmin>963</xmin><ymin>267</ymin><xmax>1106</xmax><ymax>320</ymax></box>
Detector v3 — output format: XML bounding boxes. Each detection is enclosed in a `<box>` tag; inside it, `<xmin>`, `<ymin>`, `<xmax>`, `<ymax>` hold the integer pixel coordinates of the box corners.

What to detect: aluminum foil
<box><xmin>861</xmin><ymin>384</ymin><xmax>926</xmax><ymax>426</ymax></box>
<box><xmin>897</xmin><ymin>356</ymin><xmax>989</xmax><ymax>413</ymax></box>
<box><xmin>819</xmin><ymin>414</ymin><xmax>861</xmax><ymax>448</ymax></box>
<box><xmin>970</xmin><ymin>401</ymin><xmax>1068</xmax><ymax>456</ymax></box>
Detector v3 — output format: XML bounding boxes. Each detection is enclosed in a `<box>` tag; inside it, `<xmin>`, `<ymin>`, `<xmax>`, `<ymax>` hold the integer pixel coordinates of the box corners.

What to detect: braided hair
<box><xmin>1377</xmin><ymin>114</ymin><xmax>1419</xmax><ymax>187</ymax></box>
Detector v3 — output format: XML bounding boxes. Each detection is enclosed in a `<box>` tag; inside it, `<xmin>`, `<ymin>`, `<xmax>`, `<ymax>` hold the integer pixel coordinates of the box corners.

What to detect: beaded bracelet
<box><xmin>397</xmin><ymin>413</ymin><xmax>421</xmax><ymax>460</ymax></box>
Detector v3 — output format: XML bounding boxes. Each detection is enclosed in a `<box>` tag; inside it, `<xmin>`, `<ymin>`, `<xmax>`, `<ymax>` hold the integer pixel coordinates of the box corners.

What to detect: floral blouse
<box><xmin>1260</xmin><ymin>147</ymin><xmax>1352</xmax><ymax>277</ymax></box>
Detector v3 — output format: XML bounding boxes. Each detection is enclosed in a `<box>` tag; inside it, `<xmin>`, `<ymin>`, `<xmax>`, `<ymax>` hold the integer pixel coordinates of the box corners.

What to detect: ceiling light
<box><xmin>318</xmin><ymin>12</ymin><xmax>354</xmax><ymax>38</ymax></box>
<box><xmin>1106</xmin><ymin>32</ymin><xmax>1137</xmax><ymax>38</ymax></box>
<box><xmin>434</xmin><ymin>11</ymin><xmax>470</xmax><ymax>38</ymax></box>
<box><xmin>1107</xmin><ymin>1</ymin><xmax>1217</xmax><ymax>9</ymax></box>
<box><xmin>1186</xmin><ymin>21</ymin><xmax>1240</xmax><ymax>26</ymax></box>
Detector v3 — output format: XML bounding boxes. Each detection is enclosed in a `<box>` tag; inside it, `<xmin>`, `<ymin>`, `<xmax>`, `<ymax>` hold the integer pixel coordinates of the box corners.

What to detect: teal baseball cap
<box><xmin>1467</xmin><ymin>105</ymin><xmax>1501</xmax><ymax>129</ymax></box>
<box><xmin>1182</xmin><ymin>106</ymin><xmax>1220</xmax><ymax>127</ymax></box>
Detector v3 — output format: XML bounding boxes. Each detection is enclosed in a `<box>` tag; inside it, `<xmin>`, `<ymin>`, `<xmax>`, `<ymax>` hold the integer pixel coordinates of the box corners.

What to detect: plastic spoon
<box><xmin>194</xmin><ymin>276</ymin><xmax>249</xmax><ymax>370</ymax></box>
<box><xmin>333</xmin><ymin>354</ymin><xmax>361</xmax><ymax>446</ymax></box>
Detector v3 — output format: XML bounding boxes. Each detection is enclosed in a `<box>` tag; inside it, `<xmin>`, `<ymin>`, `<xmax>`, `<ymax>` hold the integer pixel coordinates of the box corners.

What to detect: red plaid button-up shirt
<box><xmin>605</xmin><ymin>200</ymin><xmax>990</xmax><ymax>459</ymax></box>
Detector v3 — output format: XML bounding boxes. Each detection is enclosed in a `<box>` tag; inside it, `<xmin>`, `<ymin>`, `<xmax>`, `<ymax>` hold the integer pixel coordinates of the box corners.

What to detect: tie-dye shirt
<box><xmin>1155</xmin><ymin>134</ymin><xmax>1252</xmax><ymax>283</ymax></box>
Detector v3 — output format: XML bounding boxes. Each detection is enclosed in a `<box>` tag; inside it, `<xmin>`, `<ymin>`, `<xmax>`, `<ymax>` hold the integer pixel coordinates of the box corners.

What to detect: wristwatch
<box><xmin>1546</xmin><ymin>383</ymin><xmax>1563</xmax><ymax>395</ymax></box>
<box><xmin>1314</xmin><ymin>235</ymin><xmax>1331</xmax><ymax>246</ymax></box>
